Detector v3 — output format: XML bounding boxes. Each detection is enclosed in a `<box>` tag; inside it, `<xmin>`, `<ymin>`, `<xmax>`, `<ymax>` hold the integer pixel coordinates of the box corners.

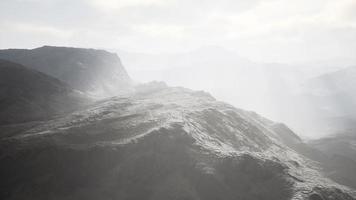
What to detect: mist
<box><xmin>2</xmin><ymin>0</ymin><xmax>356</xmax><ymax>139</ymax></box>
<box><xmin>116</xmin><ymin>46</ymin><xmax>355</xmax><ymax>139</ymax></box>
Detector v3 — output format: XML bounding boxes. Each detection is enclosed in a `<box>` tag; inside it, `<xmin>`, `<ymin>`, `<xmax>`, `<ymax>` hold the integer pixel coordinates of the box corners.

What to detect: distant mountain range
<box><xmin>0</xmin><ymin>46</ymin><xmax>355</xmax><ymax>200</ymax></box>
<box><xmin>305</xmin><ymin>66</ymin><xmax>356</xmax><ymax>188</ymax></box>
<box><xmin>303</xmin><ymin>66</ymin><xmax>356</xmax><ymax>132</ymax></box>
<box><xmin>117</xmin><ymin>46</ymin><xmax>356</xmax><ymax>138</ymax></box>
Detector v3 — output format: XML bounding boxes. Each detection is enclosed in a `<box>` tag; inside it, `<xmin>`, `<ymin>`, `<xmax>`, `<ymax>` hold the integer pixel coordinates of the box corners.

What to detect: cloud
<box><xmin>0</xmin><ymin>22</ymin><xmax>73</xmax><ymax>48</ymax></box>
<box><xmin>89</xmin><ymin>0</ymin><xmax>168</xmax><ymax>11</ymax></box>
<box><xmin>0</xmin><ymin>0</ymin><xmax>355</xmax><ymax>62</ymax></box>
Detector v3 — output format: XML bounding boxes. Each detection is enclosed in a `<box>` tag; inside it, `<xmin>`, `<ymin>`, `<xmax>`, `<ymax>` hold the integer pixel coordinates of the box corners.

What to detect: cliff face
<box><xmin>0</xmin><ymin>46</ymin><xmax>133</xmax><ymax>97</ymax></box>
<box><xmin>0</xmin><ymin>85</ymin><xmax>354</xmax><ymax>200</ymax></box>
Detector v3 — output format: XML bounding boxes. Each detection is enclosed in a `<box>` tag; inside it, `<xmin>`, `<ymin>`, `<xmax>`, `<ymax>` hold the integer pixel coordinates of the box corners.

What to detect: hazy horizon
<box><xmin>1</xmin><ymin>0</ymin><xmax>356</xmax><ymax>139</ymax></box>
<box><xmin>1</xmin><ymin>0</ymin><xmax>356</xmax><ymax>64</ymax></box>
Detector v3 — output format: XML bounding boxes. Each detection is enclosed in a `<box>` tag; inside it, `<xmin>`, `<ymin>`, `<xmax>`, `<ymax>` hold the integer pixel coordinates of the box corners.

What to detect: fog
<box><xmin>116</xmin><ymin>46</ymin><xmax>356</xmax><ymax>139</ymax></box>
<box><xmin>1</xmin><ymin>0</ymin><xmax>356</xmax><ymax>138</ymax></box>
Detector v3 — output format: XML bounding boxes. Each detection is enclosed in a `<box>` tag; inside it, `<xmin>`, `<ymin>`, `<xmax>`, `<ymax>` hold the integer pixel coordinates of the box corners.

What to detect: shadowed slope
<box><xmin>0</xmin><ymin>59</ymin><xmax>88</xmax><ymax>125</ymax></box>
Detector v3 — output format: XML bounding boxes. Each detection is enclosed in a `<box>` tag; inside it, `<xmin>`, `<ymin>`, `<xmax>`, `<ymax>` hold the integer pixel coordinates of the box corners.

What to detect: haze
<box><xmin>1</xmin><ymin>0</ymin><xmax>356</xmax><ymax>138</ymax></box>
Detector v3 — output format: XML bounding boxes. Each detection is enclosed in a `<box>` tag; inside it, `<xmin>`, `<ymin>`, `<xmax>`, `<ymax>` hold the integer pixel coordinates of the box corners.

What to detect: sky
<box><xmin>1</xmin><ymin>0</ymin><xmax>356</xmax><ymax>63</ymax></box>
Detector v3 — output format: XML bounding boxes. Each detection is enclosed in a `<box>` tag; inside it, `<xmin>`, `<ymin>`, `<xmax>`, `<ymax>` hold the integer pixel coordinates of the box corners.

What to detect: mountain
<box><xmin>307</xmin><ymin>66</ymin><xmax>356</xmax><ymax>99</ymax></box>
<box><xmin>299</xmin><ymin>66</ymin><xmax>356</xmax><ymax>135</ymax></box>
<box><xmin>309</xmin><ymin>132</ymin><xmax>356</xmax><ymax>189</ymax></box>
<box><xmin>237</xmin><ymin>111</ymin><xmax>356</xmax><ymax>190</ymax></box>
<box><xmin>311</xmin><ymin>132</ymin><xmax>356</xmax><ymax>162</ymax></box>
<box><xmin>0</xmin><ymin>59</ymin><xmax>88</xmax><ymax>126</ymax></box>
<box><xmin>0</xmin><ymin>46</ymin><xmax>133</xmax><ymax>97</ymax></box>
<box><xmin>0</xmin><ymin>84</ymin><xmax>355</xmax><ymax>200</ymax></box>
<box><xmin>116</xmin><ymin>46</ymin><xmax>339</xmax><ymax>138</ymax></box>
<box><xmin>0</xmin><ymin>46</ymin><xmax>355</xmax><ymax>199</ymax></box>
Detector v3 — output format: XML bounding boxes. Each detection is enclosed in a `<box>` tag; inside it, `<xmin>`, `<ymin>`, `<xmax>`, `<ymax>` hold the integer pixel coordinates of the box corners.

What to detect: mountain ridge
<box><xmin>0</xmin><ymin>46</ymin><xmax>133</xmax><ymax>98</ymax></box>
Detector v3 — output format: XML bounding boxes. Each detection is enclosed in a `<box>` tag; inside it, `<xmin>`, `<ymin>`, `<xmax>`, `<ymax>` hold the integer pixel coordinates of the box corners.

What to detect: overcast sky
<box><xmin>0</xmin><ymin>0</ymin><xmax>355</xmax><ymax>63</ymax></box>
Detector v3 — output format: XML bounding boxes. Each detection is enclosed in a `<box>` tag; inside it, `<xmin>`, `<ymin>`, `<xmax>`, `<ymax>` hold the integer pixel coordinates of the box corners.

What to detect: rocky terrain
<box><xmin>0</xmin><ymin>84</ymin><xmax>355</xmax><ymax>200</ymax></box>
<box><xmin>118</xmin><ymin>47</ymin><xmax>356</xmax><ymax>138</ymax></box>
<box><xmin>0</xmin><ymin>47</ymin><xmax>355</xmax><ymax>200</ymax></box>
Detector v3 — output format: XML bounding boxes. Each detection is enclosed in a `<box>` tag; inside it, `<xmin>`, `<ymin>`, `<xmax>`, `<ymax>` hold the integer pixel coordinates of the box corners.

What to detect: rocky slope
<box><xmin>0</xmin><ymin>59</ymin><xmax>88</xmax><ymax>125</ymax></box>
<box><xmin>281</xmin><ymin>65</ymin><xmax>356</xmax><ymax>190</ymax></box>
<box><xmin>0</xmin><ymin>84</ymin><xmax>355</xmax><ymax>200</ymax></box>
<box><xmin>309</xmin><ymin>132</ymin><xmax>356</xmax><ymax>189</ymax></box>
<box><xmin>0</xmin><ymin>46</ymin><xmax>133</xmax><ymax>97</ymax></box>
